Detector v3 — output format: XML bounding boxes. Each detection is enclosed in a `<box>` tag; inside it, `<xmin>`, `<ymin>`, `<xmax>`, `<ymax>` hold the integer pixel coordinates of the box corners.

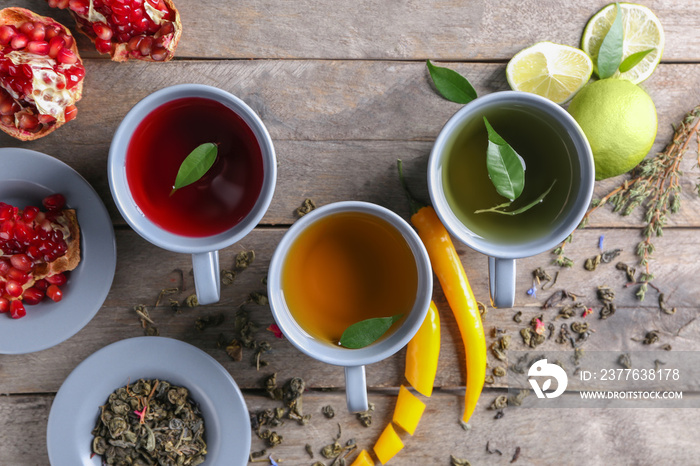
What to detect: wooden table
<box><xmin>2</xmin><ymin>1</ymin><xmax>700</xmax><ymax>464</ymax></box>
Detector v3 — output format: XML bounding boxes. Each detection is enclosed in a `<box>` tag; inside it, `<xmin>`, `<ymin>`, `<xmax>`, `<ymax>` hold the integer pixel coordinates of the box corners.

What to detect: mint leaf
<box><xmin>619</xmin><ymin>48</ymin><xmax>655</xmax><ymax>73</ymax></box>
<box><xmin>475</xmin><ymin>180</ymin><xmax>557</xmax><ymax>215</ymax></box>
<box><xmin>171</xmin><ymin>143</ymin><xmax>218</xmax><ymax>196</ymax></box>
<box><xmin>339</xmin><ymin>314</ymin><xmax>403</xmax><ymax>349</ymax></box>
<box><xmin>426</xmin><ymin>60</ymin><xmax>477</xmax><ymax>104</ymax></box>
<box><xmin>483</xmin><ymin>117</ymin><xmax>525</xmax><ymax>200</ymax></box>
<box><xmin>597</xmin><ymin>3</ymin><xmax>624</xmax><ymax>79</ymax></box>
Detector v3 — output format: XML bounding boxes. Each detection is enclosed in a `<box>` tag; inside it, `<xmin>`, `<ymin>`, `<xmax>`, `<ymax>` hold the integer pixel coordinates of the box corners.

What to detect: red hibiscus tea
<box><xmin>126</xmin><ymin>97</ymin><xmax>264</xmax><ymax>237</ymax></box>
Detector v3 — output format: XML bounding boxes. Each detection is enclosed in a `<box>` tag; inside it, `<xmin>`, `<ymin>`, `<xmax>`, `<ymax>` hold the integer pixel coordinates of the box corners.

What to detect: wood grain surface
<box><xmin>1</xmin><ymin>0</ymin><xmax>699</xmax><ymax>465</ymax></box>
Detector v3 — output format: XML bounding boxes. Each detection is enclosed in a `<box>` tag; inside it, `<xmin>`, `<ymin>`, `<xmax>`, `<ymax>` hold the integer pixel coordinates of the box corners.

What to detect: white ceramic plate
<box><xmin>0</xmin><ymin>148</ymin><xmax>116</xmax><ymax>354</ymax></box>
<box><xmin>47</xmin><ymin>337</ymin><xmax>252</xmax><ymax>465</ymax></box>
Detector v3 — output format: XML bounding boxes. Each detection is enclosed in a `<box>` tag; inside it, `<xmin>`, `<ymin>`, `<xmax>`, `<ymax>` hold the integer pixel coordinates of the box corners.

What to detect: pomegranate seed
<box><xmin>30</xmin><ymin>23</ymin><xmax>46</xmax><ymax>41</ymax></box>
<box><xmin>93</xmin><ymin>22</ymin><xmax>113</xmax><ymax>41</ymax></box>
<box><xmin>39</xmin><ymin>114</ymin><xmax>57</xmax><ymax>125</ymax></box>
<box><xmin>34</xmin><ymin>279</ymin><xmax>48</xmax><ymax>291</ymax></box>
<box><xmin>60</xmin><ymin>33</ymin><xmax>74</xmax><ymax>48</ymax></box>
<box><xmin>43</xmin><ymin>194</ymin><xmax>65</xmax><ymax>211</ymax></box>
<box><xmin>19</xmin><ymin>22</ymin><xmax>34</xmax><ymax>37</ymax></box>
<box><xmin>111</xmin><ymin>3</ymin><xmax>131</xmax><ymax>16</ymax></box>
<box><xmin>5</xmin><ymin>280</ymin><xmax>22</xmax><ymax>298</ymax></box>
<box><xmin>7</xmin><ymin>268</ymin><xmax>29</xmax><ymax>284</ymax></box>
<box><xmin>95</xmin><ymin>38</ymin><xmax>112</xmax><ymax>54</ymax></box>
<box><xmin>57</xmin><ymin>48</ymin><xmax>78</xmax><ymax>65</ymax></box>
<box><xmin>130</xmin><ymin>8</ymin><xmax>144</xmax><ymax>22</ymax></box>
<box><xmin>11</xmin><ymin>33</ymin><xmax>28</xmax><ymax>50</ymax></box>
<box><xmin>68</xmin><ymin>0</ymin><xmax>89</xmax><ymax>15</ymax></box>
<box><xmin>10</xmin><ymin>254</ymin><xmax>32</xmax><ymax>273</ymax></box>
<box><xmin>155</xmin><ymin>22</ymin><xmax>174</xmax><ymax>38</ymax></box>
<box><xmin>10</xmin><ymin>300</ymin><xmax>26</xmax><ymax>319</ymax></box>
<box><xmin>0</xmin><ymin>297</ymin><xmax>9</xmax><ymax>313</ymax></box>
<box><xmin>150</xmin><ymin>47</ymin><xmax>168</xmax><ymax>61</ymax></box>
<box><xmin>46</xmin><ymin>273</ymin><xmax>67</xmax><ymax>286</ymax></box>
<box><xmin>0</xmin><ymin>25</ymin><xmax>16</xmax><ymax>46</ymax></box>
<box><xmin>64</xmin><ymin>105</ymin><xmax>78</xmax><ymax>122</ymax></box>
<box><xmin>0</xmin><ymin>115</ymin><xmax>13</xmax><ymax>126</ymax></box>
<box><xmin>27</xmin><ymin>40</ymin><xmax>50</xmax><ymax>55</ymax></box>
<box><xmin>23</xmin><ymin>287</ymin><xmax>45</xmax><ymax>305</ymax></box>
<box><xmin>139</xmin><ymin>36</ymin><xmax>153</xmax><ymax>56</ymax></box>
<box><xmin>17</xmin><ymin>114</ymin><xmax>39</xmax><ymax>132</ymax></box>
<box><xmin>0</xmin><ymin>98</ymin><xmax>19</xmax><ymax>116</ymax></box>
<box><xmin>46</xmin><ymin>284</ymin><xmax>62</xmax><ymax>302</ymax></box>
<box><xmin>0</xmin><ymin>259</ymin><xmax>9</xmax><ymax>275</ymax></box>
<box><xmin>45</xmin><ymin>24</ymin><xmax>62</xmax><ymax>40</ymax></box>
<box><xmin>48</xmin><ymin>36</ymin><xmax>65</xmax><ymax>58</ymax></box>
<box><xmin>26</xmin><ymin>245</ymin><xmax>40</xmax><ymax>260</ymax></box>
<box><xmin>22</xmin><ymin>206</ymin><xmax>39</xmax><ymax>222</ymax></box>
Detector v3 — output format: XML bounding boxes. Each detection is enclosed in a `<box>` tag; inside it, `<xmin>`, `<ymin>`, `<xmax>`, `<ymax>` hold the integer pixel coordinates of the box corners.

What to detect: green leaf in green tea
<box><xmin>484</xmin><ymin>117</ymin><xmax>525</xmax><ymax>201</ymax></box>
<box><xmin>339</xmin><ymin>314</ymin><xmax>403</xmax><ymax>349</ymax></box>
<box><xmin>170</xmin><ymin>142</ymin><xmax>218</xmax><ymax>196</ymax></box>
<box><xmin>597</xmin><ymin>3</ymin><xmax>624</xmax><ymax>79</ymax></box>
<box><xmin>426</xmin><ymin>60</ymin><xmax>477</xmax><ymax>104</ymax></box>
<box><xmin>475</xmin><ymin>180</ymin><xmax>557</xmax><ymax>215</ymax></box>
<box><xmin>619</xmin><ymin>48</ymin><xmax>655</xmax><ymax>73</ymax></box>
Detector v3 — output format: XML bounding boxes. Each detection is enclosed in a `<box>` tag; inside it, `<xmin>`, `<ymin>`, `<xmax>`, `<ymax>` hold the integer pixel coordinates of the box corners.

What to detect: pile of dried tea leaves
<box><xmin>91</xmin><ymin>379</ymin><xmax>206</xmax><ymax>466</ymax></box>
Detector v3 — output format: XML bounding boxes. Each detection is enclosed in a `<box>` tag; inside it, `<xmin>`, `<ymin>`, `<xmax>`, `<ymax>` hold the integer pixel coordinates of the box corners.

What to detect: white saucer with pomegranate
<box><xmin>0</xmin><ymin>148</ymin><xmax>116</xmax><ymax>354</ymax></box>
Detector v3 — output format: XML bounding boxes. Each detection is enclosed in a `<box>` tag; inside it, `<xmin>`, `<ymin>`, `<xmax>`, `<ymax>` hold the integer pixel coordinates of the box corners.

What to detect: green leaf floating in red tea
<box><xmin>340</xmin><ymin>314</ymin><xmax>403</xmax><ymax>349</ymax></box>
<box><xmin>170</xmin><ymin>142</ymin><xmax>218</xmax><ymax>196</ymax></box>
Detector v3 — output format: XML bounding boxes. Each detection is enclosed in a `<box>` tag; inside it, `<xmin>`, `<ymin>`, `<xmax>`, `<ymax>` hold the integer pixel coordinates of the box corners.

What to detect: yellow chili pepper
<box><xmin>373</xmin><ymin>423</ymin><xmax>404</xmax><ymax>465</ymax></box>
<box><xmin>350</xmin><ymin>449</ymin><xmax>374</xmax><ymax>466</ymax></box>
<box><xmin>398</xmin><ymin>160</ymin><xmax>487</xmax><ymax>424</ymax></box>
<box><xmin>405</xmin><ymin>301</ymin><xmax>440</xmax><ymax>397</ymax></box>
<box><xmin>392</xmin><ymin>385</ymin><xmax>426</xmax><ymax>435</ymax></box>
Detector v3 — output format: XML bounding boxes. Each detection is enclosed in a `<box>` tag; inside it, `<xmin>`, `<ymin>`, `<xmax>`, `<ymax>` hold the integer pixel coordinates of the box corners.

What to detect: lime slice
<box><xmin>581</xmin><ymin>2</ymin><xmax>664</xmax><ymax>83</ymax></box>
<box><xmin>506</xmin><ymin>41</ymin><xmax>593</xmax><ymax>104</ymax></box>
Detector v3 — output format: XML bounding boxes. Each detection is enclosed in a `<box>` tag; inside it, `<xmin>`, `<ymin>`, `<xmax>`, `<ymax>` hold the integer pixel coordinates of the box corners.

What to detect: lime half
<box><xmin>506</xmin><ymin>41</ymin><xmax>593</xmax><ymax>104</ymax></box>
<box><xmin>581</xmin><ymin>2</ymin><xmax>664</xmax><ymax>83</ymax></box>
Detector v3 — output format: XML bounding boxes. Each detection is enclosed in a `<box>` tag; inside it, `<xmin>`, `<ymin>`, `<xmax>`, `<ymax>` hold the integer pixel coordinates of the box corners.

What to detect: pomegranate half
<box><xmin>47</xmin><ymin>0</ymin><xmax>182</xmax><ymax>62</ymax></box>
<box><xmin>0</xmin><ymin>7</ymin><xmax>85</xmax><ymax>141</ymax></box>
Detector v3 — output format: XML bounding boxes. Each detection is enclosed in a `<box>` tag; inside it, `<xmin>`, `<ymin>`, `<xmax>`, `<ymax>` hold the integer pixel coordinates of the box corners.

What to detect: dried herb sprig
<box><xmin>553</xmin><ymin>104</ymin><xmax>700</xmax><ymax>300</ymax></box>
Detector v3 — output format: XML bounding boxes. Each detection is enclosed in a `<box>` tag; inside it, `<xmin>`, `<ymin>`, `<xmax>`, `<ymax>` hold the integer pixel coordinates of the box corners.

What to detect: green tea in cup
<box><xmin>442</xmin><ymin>105</ymin><xmax>577</xmax><ymax>244</ymax></box>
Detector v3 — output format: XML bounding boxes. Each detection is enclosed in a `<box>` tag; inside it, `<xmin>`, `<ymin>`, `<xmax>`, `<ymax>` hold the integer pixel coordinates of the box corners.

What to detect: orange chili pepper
<box><xmin>398</xmin><ymin>160</ymin><xmax>487</xmax><ymax>424</ymax></box>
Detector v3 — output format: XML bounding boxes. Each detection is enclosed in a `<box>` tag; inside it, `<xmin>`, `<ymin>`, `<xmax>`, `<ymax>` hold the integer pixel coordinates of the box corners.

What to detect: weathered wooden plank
<box><xmin>0</xmin><ymin>227</ymin><xmax>697</xmax><ymax>394</ymax></box>
<box><xmin>1</xmin><ymin>61</ymin><xmax>699</xmax><ymax>226</ymax></box>
<box><xmin>3</xmin><ymin>390</ymin><xmax>700</xmax><ymax>465</ymax></box>
<box><xmin>19</xmin><ymin>0</ymin><xmax>700</xmax><ymax>61</ymax></box>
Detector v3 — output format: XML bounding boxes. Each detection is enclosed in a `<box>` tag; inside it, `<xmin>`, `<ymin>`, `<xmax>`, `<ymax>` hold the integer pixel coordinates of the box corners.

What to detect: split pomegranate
<box><xmin>47</xmin><ymin>0</ymin><xmax>182</xmax><ymax>62</ymax></box>
<box><xmin>0</xmin><ymin>8</ymin><xmax>85</xmax><ymax>141</ymax></box>
<box><xmin>0</xmin><ymin>193</ymin><xmax>81</xmax><ymax>319</ymax></box>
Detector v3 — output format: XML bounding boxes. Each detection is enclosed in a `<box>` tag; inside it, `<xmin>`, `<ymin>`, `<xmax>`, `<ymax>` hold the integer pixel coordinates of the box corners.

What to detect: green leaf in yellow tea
<box><xmin>340</xmin><ymin>314</ymin><xmax>403</xmax><ymax>349</ymax></box>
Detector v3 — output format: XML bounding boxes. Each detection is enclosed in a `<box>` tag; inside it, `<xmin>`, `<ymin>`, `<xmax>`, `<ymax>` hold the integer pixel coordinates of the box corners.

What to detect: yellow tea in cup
<box><xmin>281</xmin><ymin>211</ymin><xmax>418</xmax><ymax>345</ymax></box>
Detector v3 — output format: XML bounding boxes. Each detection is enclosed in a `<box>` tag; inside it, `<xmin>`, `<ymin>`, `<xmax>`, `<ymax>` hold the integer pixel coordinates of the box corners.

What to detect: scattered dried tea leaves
<box><xmin>658</xmin><ymin>293</ymin><xmax>677</xmax><ymax>315</ymax></box>
<box><xmin>493</xmin><ymin>366</ymin><xmax>506</xmax><ymax>377</ymax></box>
<box><xmin>249</xmin><ymin>291</ymin><xmax>269</xmax><ymax>306</ymax></box>
<box><xmin>616</xmin><ymin>262</ymin><xmax>637</xmax><ymax>282</ymax></box>
<box><xmin>542</xmin><ymin>289</ymin><xmax>579</xmax><ymax>309</ymax></box>
<box><xmin>618</xmin><ymin>353</ymin><xmax>632</xmax><ymax>369</ymax></box>
<box><xmin>356</xmin><ymin>402</ymin><xmax>375</xmax><ymax>427</ymax></box>
<box><xmin>450</xmin><ymin>455</ymin><xmax>472</xmax><ymax>466</ymax></box>
<box><xmin>306</xmin><ymin>443</ymin><xmax>314</xmax><ymax>458</ymax></box>
<box><xmin>513</xmin><ymin>311</ymin><xmax>523</xmax><ymax>323</ymax></box>
<box><xmin>194</xmin><ymin>313</ymin><xmax>224</xmax><ymax>332</ymax></box>
<box><xmin>185</xmin><ymin>294</ymin><xmax>199</xmax><ymax>307</ymax></box>
<box><xmin>508</xmin><ymin>390</ymin><xmax>529</xmax><ymax>407</ymax></box>
<box><xmin>235</xmin><ymin>250</ymin><xmax>256</xmax><ymax>270</ymax></box>
<box><xmin>510</xmin><ymin>446</ymin><xmax>522</xmax><ymax>463</ymax></box>
<box><xmin>221</xmin><ymin>269</ymin><xmax>237</xmax><ymax>286</ymax></box>
<box><xmin>633</xmin><ymin>330</ymin><xmax>660</xmax><ymax>345</ymax></box>
<box><xmin>154</xmin><ymin>287</ymin><xmax>179</xmax><ymax>307</ymax></box>
<box><xmin>296</xmin><ymin>198</ymin><xmax>317</xmax><ymax>217</ymax></box>
<box><xmin>486</xmin><ymin>441</ymin><xmax>503</xmax><ymax>455</ymax></box>
<box><xmin>322</xmin><ymin>405</ymin><xmax>335</xmax><ymax>419</ymax></box>
<box><xmin>133</xmin><ymin>304</ymin><xmax>158</xmax><ymax>336</ymax></box>
<box><xmin>489</xmin><ymin>395</ymin><xmax>508</xmax><ymax>410</ymax></box>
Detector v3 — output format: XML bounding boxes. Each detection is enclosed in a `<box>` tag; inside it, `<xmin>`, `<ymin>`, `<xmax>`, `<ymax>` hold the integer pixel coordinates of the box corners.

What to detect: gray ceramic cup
<box><xmin>428</xmin><ymin>91</ymin><xmax>594</xmax><ymax>308</ymax></box>
<box><xmin>267</xmin><ymin>201</ymin><xmax>433</xmax><ymax>412</ymax></box>
<box><xmin>109</xmin><ymin>84</ymin><xmax>276</xmax><ymax>305</ymax></box>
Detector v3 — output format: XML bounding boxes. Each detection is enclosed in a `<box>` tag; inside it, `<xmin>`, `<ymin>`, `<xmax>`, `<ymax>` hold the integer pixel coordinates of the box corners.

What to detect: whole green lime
<box><xmin>568</xmin><ymin>78</ymin><xmax>657</xmax><ymax>180</ymax></box>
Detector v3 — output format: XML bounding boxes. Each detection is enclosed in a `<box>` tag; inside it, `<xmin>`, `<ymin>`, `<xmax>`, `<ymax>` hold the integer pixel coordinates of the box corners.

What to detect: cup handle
<box><xmin>344</xmin><ymin>365</ymin><xmax>368</xmax><ymax>413</ymax></box>
<box><xmin>192</xmin><ymin>251</ymin><xmax>220</xmax><ymax>305</ymax></box>
<box><xmin>489</xmin><ymin>256</ymin><xmax>515</xmax><ymax>308</ymax></box>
